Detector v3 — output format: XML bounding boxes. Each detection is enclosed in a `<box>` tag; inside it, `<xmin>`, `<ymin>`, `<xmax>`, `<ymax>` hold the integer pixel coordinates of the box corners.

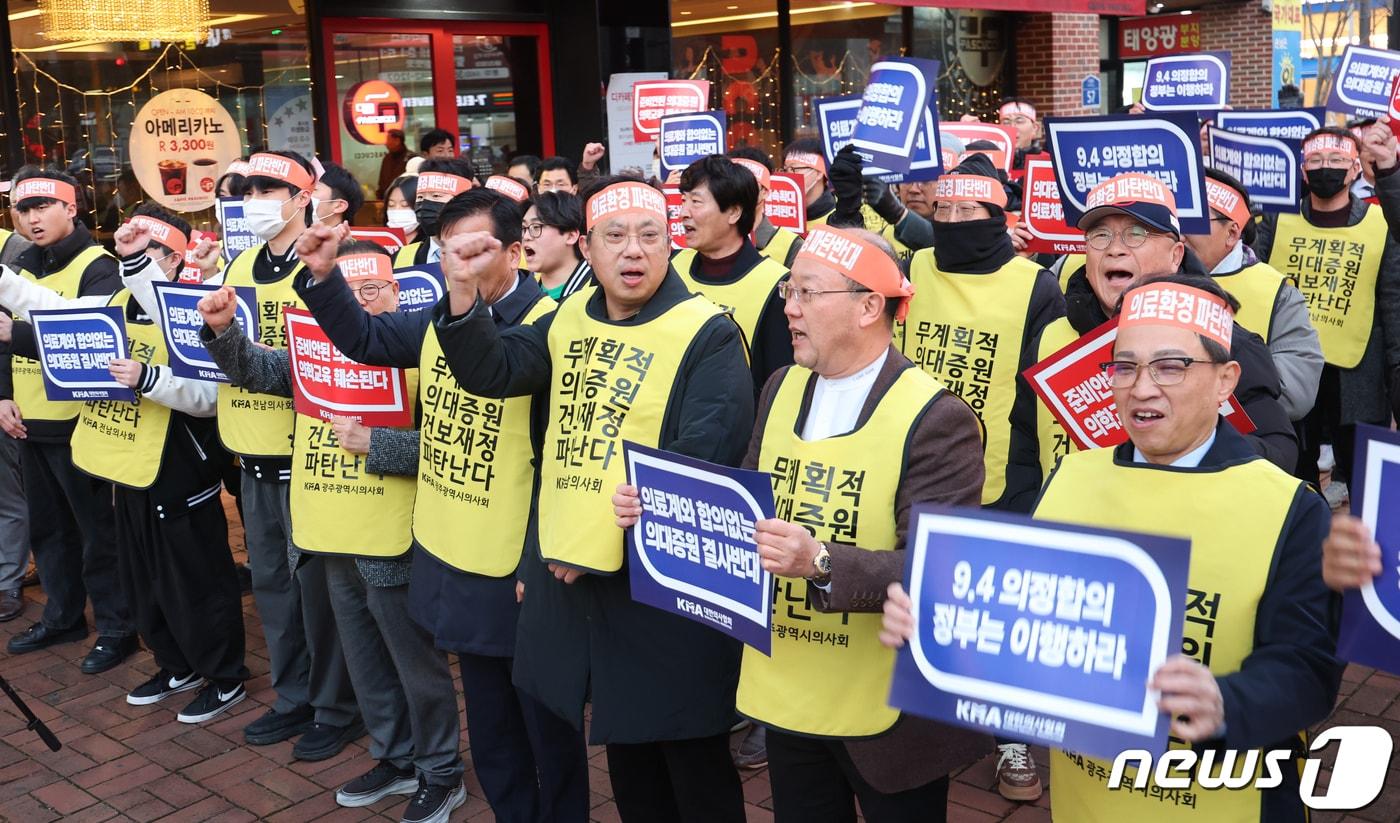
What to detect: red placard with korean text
<box><xmin>349</xmin><ymin>227</ymin><xmax>406</xmax><ymax>252</ymax></box>
<box><xmin>1022</xmin><ymin>159</ymin><xmax>1085</xmax><ymax>255</ymax></box>
<box><xmin>178</xmin><ymin>229</ymin><xmax>216</xmax><ymax>283</ymax></box>
<box><xmin>284</xmin><ymin>308</ymin><xmax>411</xmax><ymax>427</ymax></box>
<box><xmin>632</xmin><ymin>80</ymin><xmax>711</xmax><ymax>143</ymax></box>
<box><xmin>1023</xmin><ymin>317</ymin><xmax>1254</xmax><ymax>452</ymax></box>
<box><xmin>939</xmin><ymin>122</ymin><xmax>1018</xmax><ymax>173</ymax></box>
<box><xmin>1119</xmin><ymin>15</ymin><xmax>1202</xmax><ymax>60</ymax></box>
<box><xmin>664</xmin><ymin>185</ymin><xmax>688</xmax><ymax>250</ymax></box>
<box><xmin>764</xmin><ymin>173</ymin><xmax>807</xmax><ymax>235</ymax></box>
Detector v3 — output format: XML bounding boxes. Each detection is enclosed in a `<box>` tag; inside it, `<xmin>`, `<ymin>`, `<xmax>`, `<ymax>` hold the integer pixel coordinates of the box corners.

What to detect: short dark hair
<box><xmin>316</xmin><ymin>162</ymin><xmax>364</xmax><ymax>226</ymax></box>
<box><xmin>386</xmin><ymin>174</ymin><xmax>417</xmax><ymax>204</ymax></box>
<box><xmin>1204</xmin><ymin>167</ymin><xmax>1256</xmax><ymax>245</ymax></box>
<box><xmin>537</xmin><ymin>156</ymin><xmax>578</xmax><ymax>184</ymax></box>
<box><xmin>679</xmin><ymin>155</ymin><xmax>759</xmax><ymax>238</ymax></box>
<box><xmin>531</xmin><ymin>191</ymin><xmax>584</xmax><ymax>260</ymax></box>
<box><xmin>420</xmin><ymin>128</ymin><xmax>456</xmax><ymax>154</ymax></box>
<box><xmin>336</xmin><ymin>238</ymin><xmax>392</xmax><ymax>260</ymax></box>
<box><xmin>439</xmin><ymin>189</ymin><xmax>524</xmax><ymax>247</ymax></box>
<box><xmin>132</xmin><ymin>202</ymin><xmax>192</xmax><ymax>255</ymax></box>
<box><xmin>216</xmin><ymin>168</ymin><xmax>248</xmax><ymax>198</ymax></box>
<box><xmin>246</xmin><ymin>150</ymin><xmax>315</xmax><ymax>224</ymax></box>
<box><xmin>783</xmin><ymin>138</ymin><xmax>824</xmax><ymax>163</ymax></box>
<box><xmin>417</xmin><ymin>157</ymin><xmax>474</xmax><ymax>180</ymax></box>
<box><xmin>508</xmin><ymin>154</ymin><xmax>542</xmax><ymax>179</ymax></box>
<box><xmin>13</xmin><ymin>166</ymin><xmax>85</xmax><ymax>213</ymax></box>
<box><xmin>728</xmin><ymin>145</ymin><xmax>774</xmax><ymax>171</ymax></box>
<box><xmin>1120</xmin><ymin>274</ymin><xmax>1241</xmax><ymax>362</ymax></box>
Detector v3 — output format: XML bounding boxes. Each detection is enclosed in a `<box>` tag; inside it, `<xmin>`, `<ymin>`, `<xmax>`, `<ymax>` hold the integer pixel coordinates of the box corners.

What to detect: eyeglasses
<box><xmin>351</xmin><ymin>281</ymin><xmax>392</xmax><ymax>301</ymax></box>
<box><xmin>1000</xmin><ymin>115</ymin><xmax>1034</xmax><ymax>128</ymax></box>
<box><xmin>777</xmin><ymin>279</ymin><xmax>870</xmax><ymax>303</ymax></box>
<box><xmin>1303</xmin><ymin>155</ymin><xmax>1354</xmax><ymax>170</ymax></box>
<box><xmin>592</xmin><ymin>228</ymin><xmax>666</xmax><ymax>251</ymax></box>
<box><xmin>522</xmin><ymin>221</ymin><xmax>553</xmax><ymax>239</ymax></box>
<box><xmin>781</xmin><ymin>165</ymin><xmax>819</xmax><ymax>176</ymax></box>
<box><xmin>1099</xmin><ymin>357</ymin><xmax>1211</xmax><ymax>387</ymax></box>
<box><xmin>932</xmin><ymin>202</ymin><xmax>987</xmax><ymax>220</ymax></box>
<box><xmin>1084</xmin><ymin>224</ymin><xmax>1165</xmax><ymax>250</ymax></box>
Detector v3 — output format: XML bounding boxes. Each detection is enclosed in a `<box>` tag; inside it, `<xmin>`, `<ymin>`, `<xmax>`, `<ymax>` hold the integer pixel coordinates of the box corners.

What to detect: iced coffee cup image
<box><xmin>158</xmin><ymin>159</ymin><xmax>188</xmax><ymax>196</ymax></box>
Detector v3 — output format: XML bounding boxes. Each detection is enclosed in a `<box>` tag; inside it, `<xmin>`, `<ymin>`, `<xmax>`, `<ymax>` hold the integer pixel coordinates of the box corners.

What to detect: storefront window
<box><xmin>331</xmin><ymin>32</ymin><xmax>436</xmax><ymax>200</ymax></box>
<box><xmin>790</xmin><ymin>2</ymin><xmax>902</xmax><ymax>140</ymax></box>
<box><xmin>670</xmin><ymin>0</ymin><xmax>782</xmax><ymax>158</ymax></box>
<box><xmin>452</xmin><ymin>34</ymin><xmax>546</xmax><ymax>178</ymax></box>
<box><xmin>911</xmin><ymin>8</ymin><xmax>1010</xmax><ymax>121</ymax></box>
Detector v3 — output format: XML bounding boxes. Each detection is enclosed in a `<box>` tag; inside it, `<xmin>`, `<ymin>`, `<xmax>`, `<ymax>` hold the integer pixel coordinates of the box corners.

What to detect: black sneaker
<box><xmin>399</xmin><ymin>780</ymin><xmax>466</xmax><ymax>823</ymax></box>
<box><xmin>177</xmin><ymin>682</ymin><xmax>246</xmax><ymax>724</ymax></box>
<box><xmin>336</xmin><ymin>761</ymin><xmax>418</xmax><ymax>808</ymax></box>
<box><xmin>244</xmin><ymin>704</ymin><xmax>315</xmax><ymax>745</ymax></box>
<box><xmin>293</xmin><ymin>718</ymin><xmax>367</xmax><ymax>761</ymax></box>
<box><xmin>81</xmin><ymin>634</ymin><xmax>140</xmax><ymax>674</ymax></box>
<box><xmin>127</xmin><ymin>670</ymin><xmax>205</xmax><ymax>706</ymax></box>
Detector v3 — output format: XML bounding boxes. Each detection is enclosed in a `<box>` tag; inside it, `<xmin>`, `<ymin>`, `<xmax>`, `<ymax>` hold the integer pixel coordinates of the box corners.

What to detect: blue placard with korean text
<box><xmin>814</xmin><ymin>95</ymin><xmax>941</xmax><ymax>183</ymax></box>
<box><xmin>849</xmin><ymin>58</ymin><xmax>940</xmax><ymax>176</ymax></box>
<box><xmin>1045</xmin><ymin>112</ymin><xmax>1211</xmax><ymax>235</ymax></box>
<box><xmin>1207</xmin><ymin>127</ymin><xmax>1301</xmax><ymax>213</ymax></box>
<box><xmin>30</xmin><ymin>306</ymin><xmax>134</xmax><ymax>402</ymax></box>
<box><xmin>215</xmin><ymin>197</ymin><xmax>259</xmax><ymax>265</ymax></box>
<box><xmin>889</xmin><ymin>506</ymin><xmax>1190</xmax><ymax>762</ymax></box>
<box><xmin>394</xmin><ymin>263</ymin><xmax>445</xmax><ymax>313</ymax></box>
<box><xmin>1327</xmin><ymin>45</ymin><xmax>1400</xmax><ymax>119</ymax></box>
<box><xmin>624</xmin><ymin>441</ymin><xmax>775</xmax><ymax>654</ymax></box>
<box><xmin>1213</xmin><ymin>107</ymin><xmax>1324</xmax><ymax>142</ymax></box>
<box><xmin>1338</xmin><ymin>424</ymin><xmax>1400</xmax><ymax>674</ymax></box>
<box><xmin>659</xmin><ymin>111</ymin><xmax>728</xmax><ymax>177</ymax></box>
<box><xmin>150</xmin><ymin>281</ymin><xmax>259</xmax><ymax>382</ymax></box>
<box><xmin>1141</xmin><ymin>51</ymin><xmax>1231</xmax><ymax>112</ymax></box>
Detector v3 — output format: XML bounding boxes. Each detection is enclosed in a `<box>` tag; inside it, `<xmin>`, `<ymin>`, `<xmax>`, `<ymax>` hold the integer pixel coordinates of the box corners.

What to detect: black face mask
<box><xmin>415</xmin><ymin>201</ymin><xmax>445</xmax><ymax>238</ymax></box>
<box><xmin>931</xmin><ymin>215</ymin><xmax>1014</xmax><ymax>274</ymax></box>
<box><xmin>1304</xmin><ymin>167</ymin><xmax>1349</xmax><ymax>199</ymax></box>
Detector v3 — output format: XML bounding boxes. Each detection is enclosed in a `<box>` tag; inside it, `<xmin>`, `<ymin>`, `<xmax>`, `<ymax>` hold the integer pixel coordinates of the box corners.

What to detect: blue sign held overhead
<box><xmin>814</xmin><ymin>95</ymin><xmax>942</xmax><ymax>184</ymax></box>
<box><xmin>215</xmin><ymin>197</ymin><xmax>259</xmax><ymax>265</ymax></box>
<box><xmin>849</xmin><ymin>57</ymin><xmax>941</xmax><ymax>176</ymax></box>
<box><xmin>658</xmin><ymin>110</ymin><xmax>728</xmax><ymax>177</ymax></box>
<box><xmin>889</xmin><ymin>506</ymin><xmax>1190</xmax><ymax>762</ymax></box>
<box><xmin>624</xmin><ymin>441</ymin><xmax>776</xmax><ymax>654</ymax></box>
<box><xmin>1338</xmin><ymin>424</ymin><xmax>1400</xmax><ymax>676</ymax></box>
<box><xmin>151</xmin><ymin>282</ymin><xmax>260</xmax><ymax>382</ymax></box>
<box><xmin>1046</xmin><ymin>111</ymin><xmax>1212</xmax><ymax>235</ymax></box>
<box><xmin>1213</xmin><ymin>107</ymin><xmax>1324</xmax><ymax>142</ymax></box>
<box><xmin>1141</xmin><ymin>51</ymin><xmax>1231</xmax><ymax>112</ymax></box>
<box><xmin>30</xmin><ymin>306</ymin><xmax>135</xmax><ymax>402</ymax></box>
<box><xmin>1327</xmin><ymin>45</ymin><xmax>1400</xmax><ymax>119</ymax></box>
<box><xmin>1207</xmin><ymin>126</ymin><xmax>1301</xmax><ymax>214</ymax></box>
<box><xmin>1081</xmin><ymin>75</ymin><xmax>1101</xmax><ymax>109</ymax></box>
<box><xmin>394</xmin><ymin>263</ymin><xmax>445</xmax><ymax>313</ymax></box>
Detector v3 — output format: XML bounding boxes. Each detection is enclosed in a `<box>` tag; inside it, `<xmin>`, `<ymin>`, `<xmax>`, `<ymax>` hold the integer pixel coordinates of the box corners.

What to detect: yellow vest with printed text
<box><xmin>672</xmin><ymin>247</ymin><xmax>787</xmax><ymax>358</ymax></box>
<box><xmin>1213</xmin><ymin>261</ymin><xmax>1285</xmax><ymax>343</ymax></box>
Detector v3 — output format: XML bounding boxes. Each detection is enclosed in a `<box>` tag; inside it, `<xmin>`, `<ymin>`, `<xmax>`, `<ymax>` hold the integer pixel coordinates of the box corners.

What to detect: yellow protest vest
<box><xmin>1269</xmin><ymin>207</ymin><xmax>1386</xmax><ymax>368</ymax></box>
<box><xmin>1213</xmin><ymin>261</ymin><xmax>1285</xmax><ymax>342</ymax></box>
<box><xmin>289</xmin><ymin>368</ymin><xmax>421</xmax><ymax>559</ymax></box>
<box><xmin>904</xmin><ymin>251</ymin><xmax>1039</xmax><ymax>505</ymax></box>
<box><xmin>13</xmin><ymin>244</ymin><xmax>111</xmax><ymax>423</ymax></box>
<box><xmin>1059</xmin><ymin>254</ymin><xmax>1086</xmax><ymax>293</ymax></box>
<box><xmin>71</xmin><ymin>292</ymin><xmax>171</xmax><ymax>489</ymax></box>
<box><xmin>809</xmin><ymin>203</ymin><xmax>889</xmax><ymax>236</ymax></box>
<box><xmin>880</xmin><ymin>222</ymin><xmax>915</xmax><ymax>266</ymax></box>
<box><xmin>1033</xmin><ymin>317</ymin><xmax>1081</xmax><ymax>482</ymax></box>
<box><xmin>738</xmin><ymin>363</ymin><xmax>944</xmax><ymax>737</ymax></box>
<box><xmin>216</xmin><ymin>247</ymin><xmax>305</xmax><ymax>458</ymax></box>
<box><xmin>1035</xmin><ymin>446</ymin><xmax>1302</xmax><ymax>823</ymax></box>
<box><xmin>414</xmin><ymin>296</ymin><xmax>556</xmax><ymax>575</ymax></box>
<box><xmin>672</xmin><ymin>248</ymin><xmax>787</xmax><ymax>355</ymax></box>
<box><xmin>394</xmin><ymin>242</ymin><xmax>422</xmax><ymax>267</ymax></box>
<box><xmin>759</xmin><ymin>227</ymin><xmax>801</xmax><ymax>268</ymax></box>
<box><xmin>539</xmin><ymin>287</ymin><xmax>725</xmax><ymax>573</ymax></box>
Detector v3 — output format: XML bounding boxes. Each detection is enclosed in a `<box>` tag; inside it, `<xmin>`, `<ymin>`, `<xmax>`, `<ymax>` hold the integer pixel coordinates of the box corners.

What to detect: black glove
<box><xmin>864</xmin><ymin>177</ymin><xmax>905</xmax><ymax>225</ymax></box>
<box><xmin>828</xmin><ymin>145</ymin><xmax>865</xmax><ymax>227</ymax></box>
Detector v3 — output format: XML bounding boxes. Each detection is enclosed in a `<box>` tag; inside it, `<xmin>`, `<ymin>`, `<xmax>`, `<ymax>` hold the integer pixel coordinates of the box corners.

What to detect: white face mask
<box><xmin>311</xmin><ymin>196</ymin><xmax>344</xmax><ymax>225</ymax></box>
<box><xmin>244</xmin><ymin>197</ymin><xmax>294</xmax><ymax>240</ymax></box>
<box><xmin>386</xmin><ymin>208</ymin><xmax>418</xmax><ymax>232</ymax></box>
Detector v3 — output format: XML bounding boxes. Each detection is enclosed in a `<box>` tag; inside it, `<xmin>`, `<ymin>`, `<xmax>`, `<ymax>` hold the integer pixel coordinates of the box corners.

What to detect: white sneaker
<box><xmin>176</xmin><ymin>682</ymin><xmax>246</xmax><ymax>723</ymax></box>
<box><xmin>1319</xmin><ymin>444</ymin><xmax>1336</xmax><ymax>473</ymax></box>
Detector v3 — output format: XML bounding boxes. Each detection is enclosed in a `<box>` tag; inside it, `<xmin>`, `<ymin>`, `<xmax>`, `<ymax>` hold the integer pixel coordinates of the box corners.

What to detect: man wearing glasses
<box><xmin>884</xmin><ymin>275</ymin><xmax>1342</xmax><ymax>823</ymax></box>
<box><xmin>1252</xmin><ymin>126</ymin><xmax>1400</xmax><ymax>499</ymax></box>
<box><xmin>431</xmin><ymin>177</ymin><xmax>755</xmax><ymax>822</ymax></box>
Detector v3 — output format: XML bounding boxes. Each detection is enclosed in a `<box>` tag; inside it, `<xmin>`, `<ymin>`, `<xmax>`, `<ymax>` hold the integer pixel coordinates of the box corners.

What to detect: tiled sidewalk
<box><xmin>0</xmin><ymin>494</ymin><xmax>1395</xmax><ymax>822</ymax></box>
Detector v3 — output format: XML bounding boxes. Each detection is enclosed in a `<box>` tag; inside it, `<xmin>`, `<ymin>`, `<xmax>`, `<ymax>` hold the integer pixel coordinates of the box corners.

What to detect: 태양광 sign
<box><xmin>1338</xmin><ymin>424</ymin><xmax>1400</xmax><ymax>674</ymax></box>
<box><xmin>284</xmin><ymin>307</ymin><xmax>412</xmax><ymax>427</ymax></box>
<box><xmin>1021</xmin><ymin>159</ymin><xmax>1085</xmax><ymax>255</ymax></box>
<box><xmin>150</xmin><ymin>281</ymin><xmax>259</xmax><ymax>382</ymax></box>
<box><xmin>216</xmin><ymin>197</ymin><xmax>259</xmax><ymax>265</ymax></box>
<box><xmin>889</xmin><ymin>506</ymin><xmax>1190</xmax><ymax>761</ymax></box>
<box><xmin>1206</xmin><ymin>126</ymin><xmax>1301</xmax><ymax>213</ymax></box>
<box><xmin>1327</xmin><ymin>45</ymin><xmax>1400</xmax><ymax>119</ymax></box>
<box><xmin>30</xmin><ymin>306</ymin><xmax>134</xmax><ymax>402</ymax></box>
<box><xmin>1045</xmin><ymin>111</ymin><xmax>1210</xmax><ymax>235</ymax></box>
<box><xmin>623</xmin><ymin>441</ymin><xmax>776</xmax><ymax>654</ymax></box>
<box><xmin>1141</xmin><ymin>51</ymin><xmax>1231</xmax><ymax>111</ymax></box>
<box><xmin>658</xmin><ymin>110</ymin><xmax>727</xmax><ymax>177</ymax></box>
<box><xmin>632</xmin><ymin>80</ymin><xmax>711</xmax><ymax>143</ymax></box>
<box><xmin>849</xmin><ymin>58</ymin><xmax>941</xmax><ymax>176</ymax></box>
<box><xmin>394</xmin><ymin>263</ymin><xmax>444</xmax><ymax>313</ymax></box>
<box><xmin>1118</xmin><ymin>14</ymin><xmax>1201</xmax><ymax>59</ymax></box>
<box><xmin>1212</xmin><ymin>107</ymin><xmax>1323</xmax><ymax>141</ymax></box>
<box><xmin>128</xmin><ymin>89</ymin><xmax>243</xmax><ymax>213</ymax></box>
<box><xmin>764</xmin><ymin>173</ymin><xmax>807</xmax><ymax>235</ymax></box>
<box><xmin>814</xmin><ymin>94</ymin><xmax>942</xmax><ymax>183</ymax></box>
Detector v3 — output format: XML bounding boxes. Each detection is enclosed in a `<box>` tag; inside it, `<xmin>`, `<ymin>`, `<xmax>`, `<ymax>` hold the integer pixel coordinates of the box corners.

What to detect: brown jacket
<box><xmin>743</xmin><ymin>344</ymin><xmax>994</xmax><ymax>794</ymax></box>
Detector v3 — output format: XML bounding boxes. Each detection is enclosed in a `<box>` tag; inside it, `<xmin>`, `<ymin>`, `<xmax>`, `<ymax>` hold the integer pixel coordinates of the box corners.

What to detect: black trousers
<box><xmin>605</xmin><ymin>732</ymin><xmax>746</xmax><ymax>823</ymax></box>
<box><xmin>457</xmin><ymin>653</ymin><xmax>589</xmax><ymax>823</ymax></box>
<box><xmin>767</xmin><ymin>729</ymin><xmax>949</xmax><ymax>823</ymax></box>
<box><xmin>115</xmin><ymin>489</ymin><xmax>248</xmax><ymax>686</ymax></box>
<box><xmin>22</xmin><ymin>440</ymin><xmax>131</xmax><ymax>636</ymax></box>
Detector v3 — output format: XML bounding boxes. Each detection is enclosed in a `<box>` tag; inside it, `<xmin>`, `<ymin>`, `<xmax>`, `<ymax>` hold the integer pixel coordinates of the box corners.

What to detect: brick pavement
<box><xmin>0</xmin><ymin>494</ymin><xmax>1396</xmax><ymax>822</ymax></box>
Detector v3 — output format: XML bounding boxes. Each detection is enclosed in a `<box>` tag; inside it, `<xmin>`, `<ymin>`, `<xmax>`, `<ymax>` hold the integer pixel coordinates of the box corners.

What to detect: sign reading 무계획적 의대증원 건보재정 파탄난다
<box><xmin>129</xmin><ymin>89</ymin><xmax>243</xmax><ymax>213</ymax></box>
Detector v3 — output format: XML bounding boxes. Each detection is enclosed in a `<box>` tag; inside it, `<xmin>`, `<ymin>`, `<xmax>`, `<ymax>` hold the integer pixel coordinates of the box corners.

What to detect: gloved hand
<box><xmin>864</xmin><ymin>177</ymin><xmax>905</xmax><ymax>225</ymax></box>
<box><xmin>828</xmin><ymin>145</ymin><xmax>865</xmax><ymax>228</ymax></box>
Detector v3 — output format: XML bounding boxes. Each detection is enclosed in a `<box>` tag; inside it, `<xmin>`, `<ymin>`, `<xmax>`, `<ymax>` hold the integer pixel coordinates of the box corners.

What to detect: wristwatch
<box><xmin>811</xmin><ymin>544</ymin><xmax>832</xmax><ymax>585</ymax></box>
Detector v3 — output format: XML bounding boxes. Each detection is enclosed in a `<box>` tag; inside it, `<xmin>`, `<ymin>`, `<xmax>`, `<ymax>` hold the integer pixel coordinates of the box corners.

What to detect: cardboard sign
<box><xmin>664</xmin><ymin>185</ymin><xmax>687</xmax><ymax>250</ymax></box>
<box><xmin>394</xmin><ymin>263</ymin><xmax>445</xmax><ymax>313</ymax></box>
<box><xmin>150</xmin><ymin>281</ymin><xmax>259</xmax><ymax>382</ymax></box>
<box><xmin>890</xmin><ymin>506</ymin><xmax>1189</xmax><ymax>761</ymax></box>
<box><xmin>658</xmin><ymin>110</ymin><xmax>727</xmax><ymax>176</ymax></box>
<box><xmin>1023</xmin><ymin>317</ymin><xmax>1255</xmax><ymax>452</ymax></box>
<box><xmin>624</xmin><ymin>441</ymin><xmax>776</xmax><ymax>654</ymax></box>
<box><xmin>849</xmin><ymin>58</ymin><xmax>941</xmax><ymax>176</ymax></box>
<box><xmin>1141</xmin><ymin>52</ymin><xmax>1231</xmax><ymax>112</ymax></box>
<box><xmin>814</xmin><ymin>94</ymin><xmax>942</xmax><ymax>183</ymax></box>
<box><xmin>284</xmin><ymin>307</ymin><xmax>412</xmax><ymax>427</ymax></box>
<box><xmin>632</xmin><ymin>80</ymin><xmax>711</xmax><ymax>143</ymax></box>
<box><xmin>1212</xmin><ymin>108</ymin><xmax>1324</xmax><ymax>142</ymax></box>
<box><xmin>1022</xmin><ymin>159</ymin><xmax>1085</xmax><ymax>255</ymax></box>
<box><xmin>1045</xmin><ymin>112</ymin><xmax>1211</xmax><ymax>235</ymax></box>
<box><xmin>764</xmin><ymin>173</ymin><xmax>807</xmax><ymax>235</ymax></box>
<box><xmin>1118</xmin><ymin>14</ymin><xmax>1202</xmax><ymax>59</ymax></box>
<box><xmin>1327</xmin><ymin>45</ymin><xmax>1400</xmax><ymax>119</ymax></box>
<box><xmin>348</xmin><ymin>227</ymin><xmax>406</xmax><ymax>252</ymax></box>
<box><xmin>939</xmin><ymin>122</ymin><xmax>1017</xmax><ymax>173</ymax></box>
<box><xmin>1339</xmin><ymin>424</ymin><xmax>1400</xmax><ymax>674</ymax></box>
<box><xmin>215</xmin><ymin>197</ymin><xmax>259</xmax><ymax>265</ymax></box>
<box><xmin>30</xmin><ymin>306</ymin><xmax>134</xmax><ymax>402</ymax></box>
<box><xmin>1206</xmin><ymin>126</ymin><xmax>1301</xmax><ymax>213</ymax></box>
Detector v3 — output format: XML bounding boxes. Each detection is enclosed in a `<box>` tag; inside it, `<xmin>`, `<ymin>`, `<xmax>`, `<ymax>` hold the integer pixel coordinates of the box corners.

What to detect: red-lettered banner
<box><xmin>1023</xmin><ymin>317</ymin><xmax>1254</xmax><ymax>452</ymax></box>
<box><xmin>664</xmin><ymin>185</ymin><xmax>688</xmax><ymax>250</ymax></box>
<box><xmin>632</xmin><ymin>80</ymin><xmax>711</xmax><ymax>143</ymax></box>
<box><xmin>1022</xmin><ymin>159</ymin><xmax>1085</xmax><ymax>255</ymax></box>
<box><xmin>179</xmin><ymin>229</ymin><xmax>217</xmax><ymax>283</ymax></box>
<box><xmin>349</xmin><ymin>226</ymin><xmax>407</xmax><ymax>252</ymax></box>
<box><xmin>765</xmin><ymin>173</ymin><xmax>807</xmax><ymax>235</ymax></box>
<box><xmin>939</xmin><ymin>122</ymin><xmax>1018</xmax><ymax>173</ymax></box>
<box><xmin>284</xmin><ymin>307</ymin><xmax>411</xmax><ymax>427</ymax></box>
<box><xmin>1118</xmin><ymin>15</ymin><xmax>1202</xmax><ymax>59</ymax></box>
<box><xmin>880</xmin><ymin>0</ymin><xmax>1144</xmax><ymax>15</ymax></box>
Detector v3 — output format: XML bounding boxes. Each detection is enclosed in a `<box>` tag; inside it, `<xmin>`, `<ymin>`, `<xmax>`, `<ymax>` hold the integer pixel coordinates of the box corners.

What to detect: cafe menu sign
<box><xmin>129</xmin><ymin>89</ymin><xmax>243</xmax><ymax>213</ymax></box>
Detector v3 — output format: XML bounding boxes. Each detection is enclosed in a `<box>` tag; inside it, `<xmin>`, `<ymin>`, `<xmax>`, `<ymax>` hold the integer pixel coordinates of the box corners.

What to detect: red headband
<box><xmin>417</xmin><ymin>173</ymin><xmax>472</xmax><ymax>198</ymax></box>
<box><xmin>246</xmin><ymin>152</ymin><xmax>315</xmax><ymax>191</ymax></box>
<box><xmin>933</xmin><ymin>174</ymin><xmax>1008</xmax><ymax>208</ymax></box>
<box><xmin>1120</xmin><ymin>282</ymin><xmax>1233</xmax><ymax>349</ymax></box>
<box><xmin>732</xmin><ymin>158</ymin><xmax>771</xmax><ymax>190</ymax></box>
<box><xmin>13</xmin><ymin>177</ymin><xmax>76</xmax><ymax>206</ymax></box>
<box><xmin>1302</xmin><ymin>133</ymin><xmax>1358</xmax><ymax>160</ymax></box>
<box><xmin>485</xmin><ymin>175</ymin><xmax>531</xmax><ymax>203</ymax></box>
<box><xmin>785</xmin><ymin>151</ymin><xmax>827</xmax><ymax>176</ymax></box>
<box><xmin>999</xmin><ymin>101</ymin><xmax>1037</xmax><ymax>120</ymax></box>
<box><xmin>337</xmin><ymin>253</ymin><xmax>394</xmax><ymax>283</ymax></box>
<box><xmin>795</xmin><ymin>226</ymin><xmax>915</xmax><ymax>322</ymax></box>
<box><xmin>586</xmin><ymin>181</ymin><xmax>667</xmax><ymax>230</ymax></box>
<box><xmin>1204</xmin><ymin>179</ymin><xmax>1250</xmax><ymax>231</ymax></box>
<box><xmin>128</xmin><ymin>215</ymin><xmax>188</xmax><ymax>257</ymax></box>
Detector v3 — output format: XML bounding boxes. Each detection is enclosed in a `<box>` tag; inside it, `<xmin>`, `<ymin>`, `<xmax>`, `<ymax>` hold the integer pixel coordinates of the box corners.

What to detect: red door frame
<box><xmin>319</xmin><ymin>17</ymin><xmax>556</xmax><ymax>166</ymax></box>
